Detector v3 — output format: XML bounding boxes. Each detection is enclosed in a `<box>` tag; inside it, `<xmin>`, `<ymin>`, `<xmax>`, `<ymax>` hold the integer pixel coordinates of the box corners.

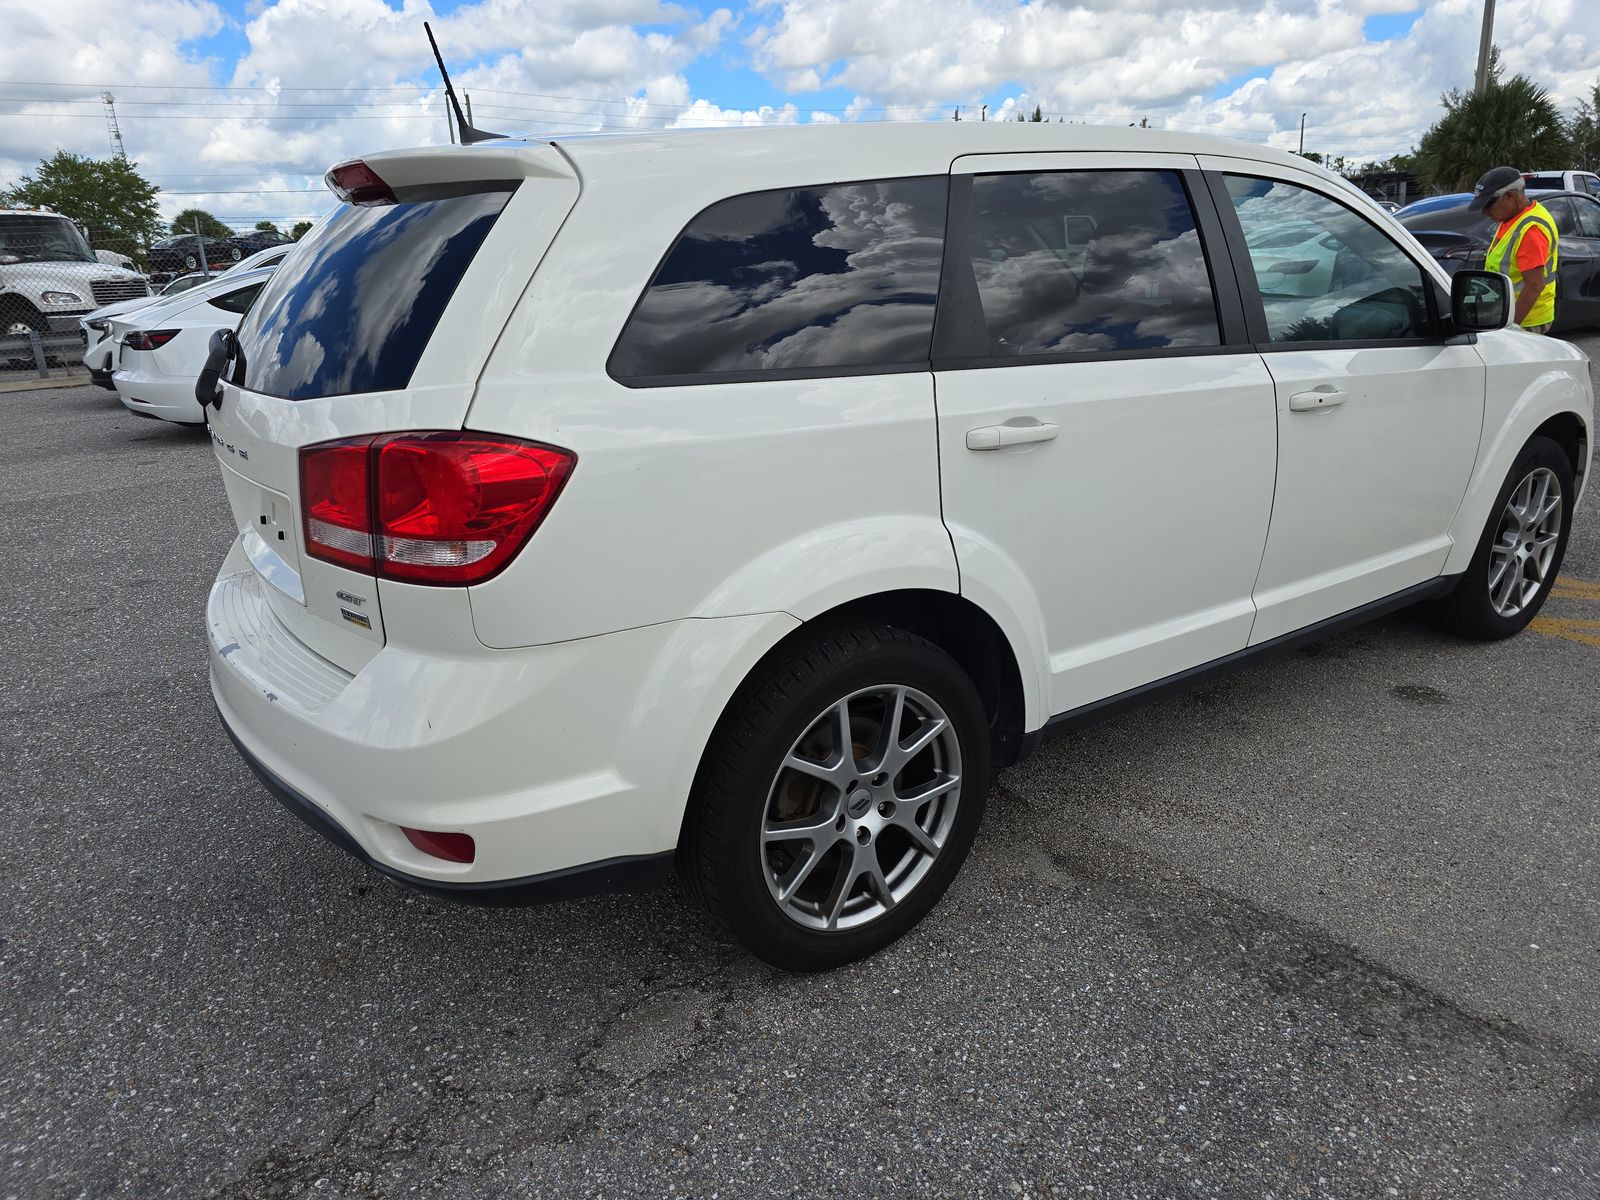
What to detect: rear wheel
<box><xmin>682</xmin><ymin>624</ymin><xmax>990</xmax><ymax>971</ymax></box>
<box><xmin>1429</xmin><ymin>435</ymin><xmax>1573</xmax><ymax>639</ymax></box>
<box><xmin>183</xmin><ymin>253</ymin><xmax>199</xmax><ymax>270</ymax></box>
<box><xmin>229</xmin><ymin>246</ymin><xmax>243</xmax><ymax>261</ymax></box>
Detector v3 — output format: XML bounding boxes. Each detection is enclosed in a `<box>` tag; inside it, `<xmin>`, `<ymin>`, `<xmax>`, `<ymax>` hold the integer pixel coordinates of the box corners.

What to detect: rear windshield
<box><xmin>235</xmin><ymin>186</ymin><xmax>513</xmax><ymax>399</ymax></box>
<box><xmin>1399</xmin><ymin>201</ymin><xmax>1491</xmax><ymax>234</ymax></box>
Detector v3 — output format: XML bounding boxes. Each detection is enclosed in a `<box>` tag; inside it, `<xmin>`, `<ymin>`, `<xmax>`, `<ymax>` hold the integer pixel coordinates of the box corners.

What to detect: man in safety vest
<box><xmin>1468</xmin><ymin>165</ymin><xmax>1559</xmax><ymax>334</ymax></box>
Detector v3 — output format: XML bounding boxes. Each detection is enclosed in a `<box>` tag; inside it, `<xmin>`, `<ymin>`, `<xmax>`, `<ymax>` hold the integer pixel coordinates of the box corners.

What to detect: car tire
<box><xmin>681</xmin><ymin>622</ymin><xmax>991</xmax><ymax>971</ymax></box>
<box><xmin>1428</xmin><ymin>434</ymin><xmax>1574</xmax><ymax>640</ymax></box>
<box><xmin>229</xmin><ymin>247</ymin><xmax>243</xmax><ymax>261</ymax></box>
<box><xmin>183</xmin><ymin>254</ymin><xmax>198</xmax><ymax>270</ymax></box>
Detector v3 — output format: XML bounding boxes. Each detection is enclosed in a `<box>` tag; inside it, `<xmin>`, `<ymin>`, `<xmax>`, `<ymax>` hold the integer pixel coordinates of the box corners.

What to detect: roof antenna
<box><xmin>425</xmin><ymin>21</ymin><xmax>505</xmax><ymax>145</ymax></box>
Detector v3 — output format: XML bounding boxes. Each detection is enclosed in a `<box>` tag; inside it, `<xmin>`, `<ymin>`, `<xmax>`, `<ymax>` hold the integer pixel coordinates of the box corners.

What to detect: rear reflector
<box><xmin>401</xmin><ymin>827</ymin><xmax>476</xmax><ymax>864</ymax></box>
<box><xmin>325</xmin><ymin>160</ymin><xmax>398</xmax><ymax>207</ymax></box>
<box><xmin>299</xmin><ymin>432</ymin><xmax>574</xmax><ymax>585</ymax></box>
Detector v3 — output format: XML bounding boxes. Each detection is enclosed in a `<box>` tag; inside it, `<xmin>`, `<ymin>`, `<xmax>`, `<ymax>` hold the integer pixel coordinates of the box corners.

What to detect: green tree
<box><xmin>2</xmin><ymin>150</ymin><xmax>162</xmax><ymax>249</ymax></box>
<box><xmin>290</xmin><ymin>220</ymin><xmax>314</xmax><ymax>240</ymax></box>
<box><xmin>254</xmin><ymin>220</ymin><xmax>281</xmax><ymax>235</ymax></box>
<box><xmin>1030</xmin><ymin>104</ymin><xmax>1043</xmax><ymax>122</ymax></box>
<box><xmin>1414</xmin><ymin>62</ymin><xmax>1572</xmax><ymax>191</ymax></box>
<box><xmin>1569</xmin><ymin>80</ymin><xmax>1600</xmax><ymax>172</ymax></box>
<box><xmin>171</xmin><ymin>208</ymin><xmax>233</xmax><ymax>240</ymax></box>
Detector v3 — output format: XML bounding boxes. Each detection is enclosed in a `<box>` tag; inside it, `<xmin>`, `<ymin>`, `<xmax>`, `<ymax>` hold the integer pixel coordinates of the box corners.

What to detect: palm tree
<box><xmin>1415</xmin><ymin>65</ymin><xmax>1572</xmax><ymax>191</ymax></box>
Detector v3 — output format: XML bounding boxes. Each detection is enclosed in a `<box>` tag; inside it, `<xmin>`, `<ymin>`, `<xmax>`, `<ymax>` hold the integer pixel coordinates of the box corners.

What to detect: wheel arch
<box><xmin>1445</xmin><ymin>368</ymin><xmax>1592</xmax><ymax>576</ymax></box>
<box><xmin>677</xmin><ymin>587</ymin><xmax>1035</xmax><ymax>850</ymax></box>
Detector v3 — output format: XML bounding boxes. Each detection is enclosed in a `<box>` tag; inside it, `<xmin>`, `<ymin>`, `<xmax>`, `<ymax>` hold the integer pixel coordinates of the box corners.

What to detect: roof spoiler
<box><xmin>425</xmin><ymin>21</ymin><xmax>506</xmax><ymax>146</ymax></box>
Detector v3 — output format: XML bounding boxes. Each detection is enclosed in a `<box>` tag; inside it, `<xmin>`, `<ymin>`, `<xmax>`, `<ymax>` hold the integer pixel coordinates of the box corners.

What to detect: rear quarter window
<box><xmin>235</xmin><ymin>186</ymin><xmax>513</xmax><ymax>399</ymax></box>
<box><xmin>608</xmin><ymin>177</ymin><xmax>947</xmax><ymax>385</ymax></box>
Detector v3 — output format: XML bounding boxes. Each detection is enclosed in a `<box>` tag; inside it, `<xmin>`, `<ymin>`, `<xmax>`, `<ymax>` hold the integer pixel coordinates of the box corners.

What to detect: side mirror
<box><xmin>1451</xmin><ymin>270</ymin><xmax>1512</xmax><ymax>332</ymax></box>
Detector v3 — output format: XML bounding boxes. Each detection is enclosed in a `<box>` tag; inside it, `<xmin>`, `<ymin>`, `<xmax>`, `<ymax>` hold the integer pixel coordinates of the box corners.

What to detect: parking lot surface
<box><xmin>4</xmin><ymin>341</ymin><xmax>1600</xmax><ymax>1199</ymax></box>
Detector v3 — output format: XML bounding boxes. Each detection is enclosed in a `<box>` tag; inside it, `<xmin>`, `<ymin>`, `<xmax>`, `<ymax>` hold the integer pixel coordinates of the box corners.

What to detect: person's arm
<box><xmin>1514</xmin><ymin>265</ymin><xmax>1546</xmax><ymax>324</ymax></box>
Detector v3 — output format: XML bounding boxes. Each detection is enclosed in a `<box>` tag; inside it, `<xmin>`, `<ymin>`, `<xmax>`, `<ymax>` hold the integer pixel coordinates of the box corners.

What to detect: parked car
<box><xmin>203</xmin><ymin>126</ymin><xmax>1592</xmax><ymax>970</ymax></box>
<box><xmin>1523</xmin><ymin>170</ymin><xmax>1600</xmax><ymax>198</ymax></box>
<box><xmin>82</xmin><ymin>244</ymin><xmax>295</xmax><ymax>388</ymax></box>
<box><xmin>0</xmin><ymin>205</ymin><xmax>150</xmax><ymax>337</ymax></box>
<box><xmin>1397</xmin><ymin>189</ymin><xmax>1600</xmax><ymax>332</ymax></box>
<box><xmin>227</xmin><ymin>229</ymin><xmax>294</xmax><ymax>257</ymax></box>
<box><xmin>146</xmin><ymin>234</ymin><xmax>241</xmax><ymax>274</ymax></box>
<box><xmin>110</xmin><ymin>265</ymin><xmax>274</xmax><ymax>424</ymax></box>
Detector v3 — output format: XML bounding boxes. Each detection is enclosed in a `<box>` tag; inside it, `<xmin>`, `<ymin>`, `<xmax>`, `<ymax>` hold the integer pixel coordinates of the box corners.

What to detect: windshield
<box><xmin>0</xmin><ymin>215</ymin><xmax>95</xmax><ymax>264</ymax></box>
<box><xmin>236</xmin><ymin>185</ymin><xmax>513</xmax><ymax>399</ymax></box>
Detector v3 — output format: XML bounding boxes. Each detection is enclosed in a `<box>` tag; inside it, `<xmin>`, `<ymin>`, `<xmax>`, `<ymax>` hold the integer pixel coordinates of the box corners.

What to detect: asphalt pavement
<box><xmin>3</xmin><ymin>341</ymin><xmax>1599</xmax><ymax>1199</ymax></box>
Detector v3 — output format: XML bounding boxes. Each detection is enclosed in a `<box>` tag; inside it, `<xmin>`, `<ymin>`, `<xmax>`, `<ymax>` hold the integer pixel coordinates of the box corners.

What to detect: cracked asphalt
<box><xmin>3</xmin><ymin>340</ymin><xmax>1600</xmax><ymax>1199</ymax></box>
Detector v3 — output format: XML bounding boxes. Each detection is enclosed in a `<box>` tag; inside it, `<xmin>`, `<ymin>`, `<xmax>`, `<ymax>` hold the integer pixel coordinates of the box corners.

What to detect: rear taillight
<box><xmin>325</xmin><ymin>160</ymin><xmax>398</xmax><ymax>207</ymax></box>
<box><xmin>300</xmin><ymin>438</ymin><xmax>373</xmax><ymax>573</ymax></box>
<box><xmin>123</xmin><ymin>329</ymin><xmax>179</xmax><ymax>351</ymax></box>
<box><xmin>299</xmin><ymin>432</ymin><xmax>574</xmax><ymax>586</ymax></box>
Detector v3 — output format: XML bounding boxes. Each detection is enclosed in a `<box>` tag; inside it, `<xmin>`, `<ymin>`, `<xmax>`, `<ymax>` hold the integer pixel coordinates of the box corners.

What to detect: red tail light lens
<box><xmin>123</xmin><ymin>329</ymin><xmax>179</xmax><ymax>351</ymax></box>
<box><xmin>325</xmin><ymin>160</ymin><xmax>398</xmax><ymax>207</ymax></box>
<box><xmin>300</xmin><ymin>438</ymin><xmax>374</xmax><ymax>572</ymax></box>
<box><xmin>401</xmin><ymin>827</ymin><xmax>476</xmax><ymax>863</ymax></box>
<box><xmin>298</xmin><ymin>432</ymin><xmax>574</xmax><ymax>585</ymax></box>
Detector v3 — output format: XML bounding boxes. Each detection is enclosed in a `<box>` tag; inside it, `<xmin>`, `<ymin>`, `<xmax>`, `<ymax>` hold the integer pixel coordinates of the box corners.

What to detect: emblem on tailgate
<box><xmin>208</xmin><ymin>427</ymin><xmax>249</xmax><ymax>461</ymax></box>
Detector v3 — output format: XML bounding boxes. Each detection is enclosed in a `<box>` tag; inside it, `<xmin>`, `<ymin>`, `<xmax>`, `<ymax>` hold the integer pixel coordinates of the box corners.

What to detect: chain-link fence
<box><xmin>0</xmin><ymin>217</ymin><xmax>155</xmax><ymax>382</ymax></box>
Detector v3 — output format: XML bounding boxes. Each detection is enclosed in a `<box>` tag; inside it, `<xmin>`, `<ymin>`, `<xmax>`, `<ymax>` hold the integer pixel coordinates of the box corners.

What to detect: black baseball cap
<box><xmin>1469</xmin><ymin>165</ymin><xmax>1524</xmax><ymax>211</ymax></box>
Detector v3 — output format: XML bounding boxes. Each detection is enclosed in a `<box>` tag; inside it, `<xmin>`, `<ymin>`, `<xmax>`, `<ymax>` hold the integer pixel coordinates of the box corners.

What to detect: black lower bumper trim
<box><xmin>89</xmin><ymin>367</ymin><xmax>115</xmax><ymax>390</ymax></box>
<box><xmin>219</xmin><ymin>710</ymin><xmax>675</xmax><ymax>906</ymax></box>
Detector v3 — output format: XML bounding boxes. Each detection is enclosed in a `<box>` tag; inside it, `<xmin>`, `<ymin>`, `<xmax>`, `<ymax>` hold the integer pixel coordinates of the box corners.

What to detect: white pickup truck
<box><xmin>1523</xmin><ymin>169</ymin><xmax>1600</xmax><ymax>198</ymax></box>
<box><xmin>0</xmin><ymin>205</ymin><xmax>150</xmax><ymax>339</ymax></box>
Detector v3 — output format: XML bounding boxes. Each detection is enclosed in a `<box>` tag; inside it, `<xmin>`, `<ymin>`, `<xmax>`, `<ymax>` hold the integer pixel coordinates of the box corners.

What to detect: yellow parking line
<box><xmin>1551</xmin><ymin>577</ymin><xmax>1600</xmax><ymax>601</ymax></box>
<box><xmin>1530</xmin><ymin>616</ymin><xmax>1600</xmax><ymax>649</ymax></box>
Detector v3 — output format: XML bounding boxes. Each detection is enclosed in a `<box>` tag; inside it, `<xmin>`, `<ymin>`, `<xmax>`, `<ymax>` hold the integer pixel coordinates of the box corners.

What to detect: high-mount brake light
<box><xmin>324</xmin><ymin>160</ymin><xmax>398</xmax><ymax>207</ymax></box>
<box><xmin>298</xmin><ymin>432</ymin><xmax>575</xmax><ymax>586</ymax></box>
<box><xmin>123</xmin><ymin>329</ymin><xmax>180</xmax><ymax>351</ymax></box>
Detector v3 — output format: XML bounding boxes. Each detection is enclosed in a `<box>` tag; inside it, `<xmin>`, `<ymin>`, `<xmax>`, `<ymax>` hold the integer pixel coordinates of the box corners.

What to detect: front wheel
<box><xmin>229</xmin><ymin>246</ymin><xmax>243</xmax><ymax>261</ymax></box>
<box><xmin>1429</xmin><ymin>435</ymin><xmax>1574</xmax><ymax>639</ymax></box>
<box><xmin>682</xmin><ymin>624</ymin><xmax>991</xmax><ymax>971</ymax></box>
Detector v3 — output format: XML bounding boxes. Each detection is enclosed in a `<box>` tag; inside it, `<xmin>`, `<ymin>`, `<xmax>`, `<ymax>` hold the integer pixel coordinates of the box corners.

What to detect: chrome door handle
<box><xmin>1288</xmin><ymin>389</ymin><xmax>1349</xmax><ymax>413</ymax></box>
<box><xmin>966</xmin><ymin>421</ymin><xmax>1060</xmax><ymax>450</ymax></box>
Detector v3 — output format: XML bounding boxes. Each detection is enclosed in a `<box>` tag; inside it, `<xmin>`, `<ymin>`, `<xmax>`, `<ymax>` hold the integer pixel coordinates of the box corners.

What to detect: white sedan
<box><xmin>111</xmin><ymin>265</ymin><xmax>275</xmax><ymax>425</ymax></box>
<box><xmin>83</xmin><ymin>244</ymin><xmax>294</xmax><ymax>389</ymax></box>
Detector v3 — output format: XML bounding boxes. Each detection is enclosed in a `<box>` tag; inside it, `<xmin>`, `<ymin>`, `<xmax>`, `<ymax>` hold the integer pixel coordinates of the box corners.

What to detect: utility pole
<box><xmin>102</xmin><ymin>92</ymin><xmax>127</xmax><ymax>160</ymax></box>
<box><xmin>193</xmin><ymin>216</ymin><xmax>212</xmax><ymax>280</ymax></box>
<box><xmin>981</xmin><ymin>104</ymin><xmax>987</xmax><ymax>122</ymax></box>
<box><xmin>446</xmin><ymin>95</ymin><xmax>456</xmax><ymax>144</ymax></box>
<box><xmin>1474</xmin><ymin>0</ymin><xmax>1496</xmax><ymax>94</ymax></box>
<box><xmin>1298</xmin><ymin>113</ymin><xmax>1306</xmax><ymax>155</ymax></box>
<box><xmin>465</xmin><ymin>92</ymin><xmax>473</xmax><ymax>129</ymax></box>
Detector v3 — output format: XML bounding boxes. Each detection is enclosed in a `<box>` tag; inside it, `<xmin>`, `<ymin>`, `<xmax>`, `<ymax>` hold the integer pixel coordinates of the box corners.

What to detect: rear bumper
<box><xmin>218</xmin><ymin>710</ymin><xmax>673</xmax><ymax>904</ymax></box>
<box><xmin>113</xmin><ymin>366</ymin><xmax>204</xmax><ymax>424</ymax></box>
<box><xmin>207</xmin><ymin>538</ymin><xmax>797</xmax><ymax>896</ymax></box>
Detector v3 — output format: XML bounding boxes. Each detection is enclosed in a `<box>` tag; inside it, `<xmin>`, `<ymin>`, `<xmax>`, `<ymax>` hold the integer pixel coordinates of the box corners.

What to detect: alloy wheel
<box><xmin>1488</xmin><ymin>466</ymin><xmax>1563</xmax><ymax>617</ymax></box>
<box><xmin>760</xmin><ymin>684</ymin><xmax>962</xmax><ymax>932</ymax></box>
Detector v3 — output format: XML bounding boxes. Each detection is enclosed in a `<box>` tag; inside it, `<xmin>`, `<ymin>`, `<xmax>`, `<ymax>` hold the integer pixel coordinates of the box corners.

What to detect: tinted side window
<box><xmin>1543</xmin><ymin>196</ymin><xmax>1578</xmax><ymax>238</ymax></box>
<box><xmin>960</xmin><ymin>170</ymin><xmax>1220</xmax><ymax>357</ymax></box>
<box><xmin>1587</xmin><ymin>178</ymin><xmax>1600</xmax><ymax>199</ymax></box>
<box><xmin>1226</xmin><ymin>176</ymin><xmax>1431</xmax><ymax>343</ymax></box>
<box><xmin>608</xmin><ymin>178</ymin><xmax>946</xmax><ymax>382</ymax></box>
<box><xmin>1573</xmin><ymin>196</ymin><xmax>1600</xmax><ymax>239</ymax></box>
<box><xmin>208</xmin><ymin>282</ymin><xmax>264</xmax><ymax>314</ymax></box>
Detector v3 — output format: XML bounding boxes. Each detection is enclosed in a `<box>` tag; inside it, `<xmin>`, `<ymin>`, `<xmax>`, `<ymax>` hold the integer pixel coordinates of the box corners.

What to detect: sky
<box><xmin>1</xmin><ymin>0</ymin><xmax>1598</xmax><ymax>232</ymax></box>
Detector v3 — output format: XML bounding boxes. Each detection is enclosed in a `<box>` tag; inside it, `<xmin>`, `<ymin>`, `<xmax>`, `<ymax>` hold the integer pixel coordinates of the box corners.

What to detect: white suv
<box><xmin>204</xmin><ymin>126</ymin><xmax>1592</xmax><ymax>970</ymax></box>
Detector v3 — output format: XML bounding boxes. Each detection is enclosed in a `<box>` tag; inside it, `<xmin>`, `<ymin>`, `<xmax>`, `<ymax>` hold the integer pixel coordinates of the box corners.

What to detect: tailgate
<box><xmin>207</xmin><ymin>143</ymin><xmax>580</xmax><ymax>672</ymax></box>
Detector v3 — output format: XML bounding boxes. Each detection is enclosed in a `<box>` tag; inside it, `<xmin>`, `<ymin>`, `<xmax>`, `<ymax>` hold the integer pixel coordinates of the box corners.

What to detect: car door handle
<box><xmin>966</xmin><ymin>421</ymin><xmax>1060</xmax><ymax>450</ymax></box>
<box><xmin>1287</xmin><ymin>389</ymin><xmax>1349</xmax><ymax>413</ymax></box>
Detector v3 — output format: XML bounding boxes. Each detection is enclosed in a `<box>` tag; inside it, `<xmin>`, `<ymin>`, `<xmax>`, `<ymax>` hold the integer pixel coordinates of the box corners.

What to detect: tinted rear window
<box><xmin>608</xmin><ymin>177</ymin><xmax>947</xmax><ymax>384</ymax></box>
<box><xmin>1399</xmin><ymin>201</ymin><xmax>1490</xmax><ymax>235</ymax></box>
<box><xmin>236</xmin><ymin>187</ymin><xmax>512</xmax><ymax>399</ymax></box>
